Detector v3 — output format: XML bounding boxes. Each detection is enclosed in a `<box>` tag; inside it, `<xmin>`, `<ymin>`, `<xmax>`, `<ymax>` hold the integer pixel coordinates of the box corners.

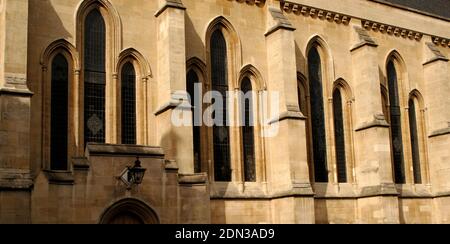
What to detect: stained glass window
<box><xmin>241</xmin><ymin>78</ymin><xmax>256</xmax><ymax>182</ymax></box>
<box><xmin>121</xmin><ymin>62</ymin><xmax>136</xmax><ymax>145</ymax></box>
<box><xmin>409</xmin><ymin>98</ymin><xmax>422</xmax><ymax>184</ymax></box>
<box><xmin>84</xmin><ymin>9</ymin><xmax>106</xmax><ymax>146</ymax></box>
<box><xmin>187</xmin><ymin>70</ymin><xmax>202</xmax><ymax>173</ymax></box>
<box><xmin>51</xmin><ymin>54</ymin><xmax>69</xmax><ymax>170</ymax></box>
<box><xmin>387</xmin><ymin>61</ymin><xmax>405</xmax><ymax>184</ymax></box>
<box><xmin>308</xmin><ymin>47</ymin><xmax>328</xmax><ymax>183</ymax></box>
<box><xmin>333</xmin><ymin>89</ymin><xmax>347</xmax><ymax>183</ymax></box>
<box><xmin>211</xmin><ymin>30</ymin><xmax>231</xmax><ymax>182</ymax></box>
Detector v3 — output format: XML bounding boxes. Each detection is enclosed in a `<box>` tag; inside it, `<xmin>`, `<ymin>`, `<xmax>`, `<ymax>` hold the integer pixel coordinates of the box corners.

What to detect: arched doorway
<box><xmin>108</xmin><ymin>211</ymin><xmax>144</xmax><ymax>224</ymax></box>
<box><xmin>99</xmin><ymin>198</ymin><xmax>159</xmax><ymax>224</ymax></box>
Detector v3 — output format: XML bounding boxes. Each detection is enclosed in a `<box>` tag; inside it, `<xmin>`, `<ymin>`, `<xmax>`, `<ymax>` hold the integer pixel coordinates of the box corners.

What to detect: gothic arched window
<box><xmin>409</xmin><ymin>98</ymin><xmax>422</xmax><ymax>184</ymax></box>
<box><xmin>51</xmin><ymin>54</ymin><xmax>69</xmax><ymax>170</ymax></box>
<box><xmin>387</xmin><ymin>61</ymin><xmax>405</xmax><ymax>184</ymax></box>
<box><xmin>333</xmin><ymin>89</ymin><xmax>347</xmax><ymax>183</ymax></box>
<box><xmin>84</xmin><ymin>9</ymin><xmax>106</xmax><ymax>146</ymax></box>
<box><xmin>187</xmin><ymin>70</ymin><xmax>202</xmax><ymax>173</ymax></box>
<box><xmin>211</xmin><ymin>30</ymin><xmax>231</xmax><ymax>182</ymax></box>
<box><xmin>121</xmin><ymin>62</ymin><xmax>136</xmax><ymax>145</ymax></box>
<box><xmin>308</xmin><ymin>47</ymin><xmax>328</xmax><ymax>183</ymax></box>
<box><xmin>241</xmin><ymin>77</ymin><xmax>256</xmax><ymax>182</ymax></box>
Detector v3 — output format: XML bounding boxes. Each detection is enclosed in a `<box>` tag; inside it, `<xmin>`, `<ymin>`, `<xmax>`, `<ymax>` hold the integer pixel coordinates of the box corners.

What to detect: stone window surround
<box><xmin>382</xmin><ymin>53</ymin><xmax>431</xmax><ymax>186</ymax></box>
<box><xmin>40</xmin><ymin>1</ymin><xmax>151</xmax><ymax>176</ymax></box>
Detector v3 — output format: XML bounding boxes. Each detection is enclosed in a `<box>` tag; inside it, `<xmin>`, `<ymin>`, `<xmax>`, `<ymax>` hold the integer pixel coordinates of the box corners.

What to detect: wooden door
<box><xmin>108</xmin><ymin>211</ymin><xmax>144</xmax><ymax>224</ymax></box>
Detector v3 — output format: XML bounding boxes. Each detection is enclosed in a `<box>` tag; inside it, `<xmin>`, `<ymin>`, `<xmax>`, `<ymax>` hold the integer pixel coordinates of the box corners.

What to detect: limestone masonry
<box><xmin>0</xmin><ymin>0</ymin><xmax>449</xmax><ymax>224</ymax></box>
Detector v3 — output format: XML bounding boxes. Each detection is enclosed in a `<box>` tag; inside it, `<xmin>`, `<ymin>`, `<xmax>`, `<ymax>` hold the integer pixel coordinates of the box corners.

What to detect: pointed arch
<box><xmin>409</xmin><ymin>89</ymin><xmax>425</xmax><ymax>109</ymax></box>
<box><xmin>76</xmin><ymin>0</ymin><xmax>122</xmax><ymax>147</ymax></box>
<box><xmin>305</xmin><ymin>35</ymin><xmax>335</xmax><ymax>84</ymax></box>
<box><xmin>385</xmin><ymin>49</ymin><xmax>410</xmax><ymax>107</ymax></box>
<box><xmin>187</xmin><ymin>57</ymin><xmax>207</xmax><ymax>85</ymax></box>
<box><xmin>186</xmin><ymin>57</ymin><xmax>207</xmax><ymax>174</ymax></box>
<box><xmin>332</xmin><ymin>78</ymin><xmax>355</xmax><ymax>184</ymax></box>
<box><xmin>205</xmin><ymin>16</ymin><xmax>243</xmax><ymax>182</ymax></box>
<box><xmin>76</xmin><ymin>0</ymin><xmax>122</xmax><ymax>62</ymax></box>
<box><xmin>238</xmin><ymin>64</ymin><xmax>266</xmax><ymax>91</ymax></box>
<box><xmin>385</xmin><ymin>50</ymin><xmax>407</xmax><ymax>184</ymax></box>
<box><xmin>305</xmin><ymin>35</ymin><xmax>332</xmax><ymax>183</ymax></box>
<box><xmin>40</xmin><ymin>39</ymin><xmax>80</xmax><ymax>71</ymax></box>
<box><xmin>408</xmin><ymin>89</ymin><xmax>429</xmax><ymax>184</ymax></box>
<box><xmin>116</xmin><ymin>48</ymin><xmax>151</xmax><ymax>146</ymax></box>
<box><xmin>99</xmin><ymin>198</ymin><xmax>160</xmax><ymax>224</ymax></box>
<box><xmin>41</xmin><ymin>39</ymin><xmax>80</xmax><ymax>171</ymax></box>
<box><xmin>117</xmin><ymin>48</ymin><xmax>152</xmax><ymax>79</ymax></box>
<box><xmin>237</xmin><ymin>65</ymin><xmax>266</xmax><ymax>183</ymax></box>
<box><xmin>240</xmin><ymin>77</ymin><xmax>256</xmax><ymax>182</ymax></box>
<box><xmin>187</xmin><ymin>57</ymin><xmax>207</xmax><ymax>72</ymax></box>
<box><xmin>205</xmin><ymin>16</ymin><xmax>242</xmax><ymax>89</ymax></box>
<box><xmin>333</xmin><ymin>78</ymin><xmax>354</xmax><ymax>101</ymax></box>
<box><xmin>385</xmin><ymin>50</ymin><xmax>408</xmax><ymax>78</ymax></box>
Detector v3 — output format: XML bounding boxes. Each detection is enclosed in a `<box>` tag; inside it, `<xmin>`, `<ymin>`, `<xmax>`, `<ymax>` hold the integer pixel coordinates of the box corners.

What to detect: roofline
<box><xmin>368</xmin><ymin>0</ymin><xmax>450</xmax><ymax>22</ymax></box>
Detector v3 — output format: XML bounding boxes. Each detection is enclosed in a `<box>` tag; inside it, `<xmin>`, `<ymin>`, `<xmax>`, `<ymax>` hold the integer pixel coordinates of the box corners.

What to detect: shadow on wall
<box><xmin>295</xmin><ymin>41</ymin><xmax>306</xmax><ymax>74</ymax></box>
<box><xmin>184</xmin><ymin>14</ymin><xmax>229</xmax><ymax>223</ymax></box>
<box><xmin>28</xmin><ymin>0</ymin><xmax>72</xmax><ymax>175</ymax></box>
<box><xmin>210</xmin><ymin>199</ymin><xmax>226</xmax><ymax>224</ymax></box>
<box><xmin>28</xmin><ymin>0</ymin><xmax>72</xmax><ymax>92</ymax></box>
<box><xmin>31</xmin><ymin>0</ymin><xmax>72</xmax><ymax>40</ymax></box>
<box><xmin>379</xmin><ymin>67</ymin><xmax>387</xmax><ymax>88</ymax></box>
<box><xmin>185</xmin><ymin>13</ymin><xmax>206</xmax><ymax>61</ymax></box>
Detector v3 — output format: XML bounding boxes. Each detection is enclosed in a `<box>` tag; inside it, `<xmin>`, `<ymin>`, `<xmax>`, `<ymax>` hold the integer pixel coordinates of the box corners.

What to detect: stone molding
<box><xmin>72</xmin><ymin>157</ymin><xmax>90</xmax><ymax>170</ymax></box>
<box><xmin>0</xmin><ymin>169</ymin><xmax>33</xmax><ymax>190</ymax></box>
<box><xmin>86</xmin><ymin>143</ymin><xmax>165</xmax><ymax>157</ymax></box>
<box><xmin>265</xmin><ymin>7</ymin><xmax>296</xmax><ymax>36</ymax></box>
<box><xmin>0</xmin><ymin>87</ymin><xmax>34</xmax><ymax>97</ymax></box>
<box><xmin>267</xmin><ymin>109</ymin><xmax>307</xmax><ymax>125</ymax></box>
<box><xmin>361</xmin><ymin>19</ymin><xmax>423</xmax><ymax>41</ymax></box>
<box><xmin>281</xmin><ymin>1</ymin><xmax>351</xmax><ymax>25</ymax></box>
<box><xmin>281</xmin><ymin>0</ymin><xmax>450</xmax><ymax>46</ymax></box>
<box><xmin>44</xmin><ymin>170</ymin><xmax>75</xmax><ymax>185</ymax></box>
<box><xmin>429</xmin><ymin>126</ymin><xmax>450</xmax><ymax>138</ymax></box>
<box><xmin>178</xmin><ymin>173</ymin><xmax>208</xmax><ymax>185</ymax></box>
<box><xmin>431</xmin><ymin>36</ymin><xmax>450</xmax><ymax>48</ymax></box>
<box><xmin>155</xmin><ymin>0</ymin><xmax>186</xmax><ymax>18</ymax></box>
<box><xmin>350</xmin><ymin>26</ymin><xmax>378</xmax><ymax>52</ymax></box>
<box><xmin>423</xmin><ymin>42</ymin><xmax>449</xmax><ymax>65</ymax></box>
<box><xmin>355</xmin><ymin>114</ymin><xmax>390</xmax><ymax>132</ymax></box>
<box><xmin>227</xmin><ymin>0</ymin><xmax>265</xmax><ymax>6</ymax></box>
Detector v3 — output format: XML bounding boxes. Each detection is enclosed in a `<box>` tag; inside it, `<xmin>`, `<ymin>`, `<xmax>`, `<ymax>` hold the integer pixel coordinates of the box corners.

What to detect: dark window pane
<box><xmin>241</xmin><ymin>78</ymin><xmax>256</xmax><ymax>182</ymax></box>
<box><xmin>387</xmin><ymin>61</ymin><xmax>405</xmax><ymax>184</ymax></box>
<box><xmin>121</xmin><ymin>62</ymin><xmax>136</xmax><ymax>145</ymax></box>
<box><xmin>187</xmin><ymin>70</ymin><xmax>202</xmax><ymax>173</ymax></box>
<box><xmin>409</xmin><ymin>99</ymin><xmax>422</xmax><ymax>184</ymax></box>
<box><xmin>51</xmin><ymin>54</ymin><xmax>69</xmax><ymax>171</ymax></box>
<box><xmin>308</xmin><ymin>47</ymin><xmax>328</xmax><ymax>183</ymax></box>
<box><xmin>333</xmin><ymin>89</ymin><xmax>347</xmax><ymax>183</ymax></box>
<box><xmin>84</xmin><ymin>9</ymin><xmax>106</xmax><ymax>146</ymax></box>
<box><xmin>211</xmin><ymin>30</ymin><xmax>231</xmax><ymax>182</ymax></box>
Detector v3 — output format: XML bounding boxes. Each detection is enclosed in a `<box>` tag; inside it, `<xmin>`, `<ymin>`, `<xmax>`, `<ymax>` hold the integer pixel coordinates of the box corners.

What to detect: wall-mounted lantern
<box><xmin>127</xmin><ymin>157</ymin><xmax>146</xmax><ymax>185</ymax></box>
<box><xmin>118</xmin><ymin>157</ymin><xmax>146</xmax><ymax>188</ymax></box>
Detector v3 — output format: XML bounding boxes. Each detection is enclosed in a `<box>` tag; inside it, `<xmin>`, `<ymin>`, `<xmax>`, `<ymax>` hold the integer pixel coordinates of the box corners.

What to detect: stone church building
<box><xmin>0</xmin><ymin>0</ymin><xmax>449</xmax><ymax>224</ymax></box>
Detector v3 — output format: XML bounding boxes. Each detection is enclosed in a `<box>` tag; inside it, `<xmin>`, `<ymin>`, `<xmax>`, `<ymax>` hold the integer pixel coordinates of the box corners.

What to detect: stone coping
<box><xmin>429</xmin><ymin>127</ymin><xmax>450</xmax><ymax>138</ymax></box>
<box><xmin>0</xmin><ymin>168</ymin><xmax>33</xmax><ymax>190</ymax></box>
<box><xmin>179</xmin><ymin>173</ymin><xmax>208</xmax><ymax>185</ymax></box>
<box><xmin>154</xmin><ymin>0</ymin><xmax>186</xmax><ymax>18</ymax></box>
<box><xmin>86</xmin><ymin>143</ymin><xmax>164</xmax><ymax>157</ymax></box>
<box><xmin>44</xmin><ymin>170</ymin><xmax>75</xmax><ymax>185</ymax></box>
